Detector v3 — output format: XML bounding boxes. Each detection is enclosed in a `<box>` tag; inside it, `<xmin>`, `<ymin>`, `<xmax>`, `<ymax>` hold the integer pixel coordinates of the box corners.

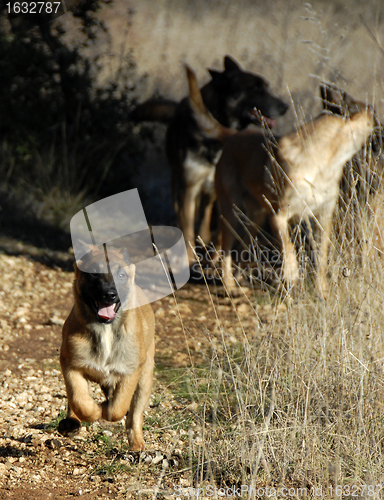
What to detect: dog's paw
<box><xmin>127</xmin><ymin>429</ymin><xmax>145</xmax><ymax>451</ymax></box>
<box><xmin>57</xmin><ymin>417</ymin><xmax>81</xmax><ymax>437</ymax></box>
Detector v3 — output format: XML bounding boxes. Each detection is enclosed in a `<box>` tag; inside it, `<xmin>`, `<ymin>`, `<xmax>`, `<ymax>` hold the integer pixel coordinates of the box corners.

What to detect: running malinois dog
<box><xmin>132</xmin><ymin>56</ymin><xmax>288</xmax><ymax>262</ymax></box>
<box><xmin>58</xmin><ymin>246</ymin><xmax>155</xmax><ymax>451</ymax></box>
<box><xmin>214</xmin><ymin>86</ymin><xmax>375</xmax><ymax>295</ymax></box>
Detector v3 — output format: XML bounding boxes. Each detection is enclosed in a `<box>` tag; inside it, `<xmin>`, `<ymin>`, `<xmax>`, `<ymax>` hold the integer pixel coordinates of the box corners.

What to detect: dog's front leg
<box><xmin>64</xmin><ymin>369</ymin><xmax>102</xmax><ymax>421</ymax></box>
<box><xmin>270</xmin><ymin>212</ymin><xmax>300</xmax><ymax>287</ymax></box>
<box><xmin>180</xmin><ymin>186</ymin><xmax>198</xmax><ymax>262</ymax></box>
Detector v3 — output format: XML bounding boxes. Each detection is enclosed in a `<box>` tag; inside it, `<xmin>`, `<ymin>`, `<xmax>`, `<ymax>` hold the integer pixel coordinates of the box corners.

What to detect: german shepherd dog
<box><xmin>58</xmin><ymin>246</ymin><xmax>155</xmax><ymax>451</ymax></box>
<box><xmin>322</xmin><ymin>84</ymin><xmax>384</xmax><ymax>247</ymax></box>
<box><xmin>132</xmin><ymin>56</ymin><xmax>288</xmax><ymax>262</ymax></box>
<box><xmin>214</xmin><ymin>86</ymin><xmax>375</xmax><ymax>295</ymax></box>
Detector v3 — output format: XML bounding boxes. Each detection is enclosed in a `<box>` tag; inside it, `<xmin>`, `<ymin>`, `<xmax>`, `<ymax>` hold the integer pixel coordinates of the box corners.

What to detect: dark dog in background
<box><xmin>132</xmin><ymin>56</ymin><xmax>288</xmax><ymax>262</ymax></box>
<box><xmin>59</xmin><ymin>246</ymin><xmax>155</xmax><ymax>451</ymax></box>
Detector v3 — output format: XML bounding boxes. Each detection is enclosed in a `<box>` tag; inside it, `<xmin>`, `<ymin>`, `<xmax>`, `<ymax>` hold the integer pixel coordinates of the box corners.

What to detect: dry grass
<box><xmin>171</xmin><ymin>201</ymin><xmax>384</xmax><ymax>495</ymax></box>
<box><xmin>72</xmin><ymin>0</ymin><xmax>384</xmax><ymax>494</ymax></box>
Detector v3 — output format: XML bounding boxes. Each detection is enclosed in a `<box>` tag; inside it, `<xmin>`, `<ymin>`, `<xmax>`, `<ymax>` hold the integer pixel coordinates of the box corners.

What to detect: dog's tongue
<box><xmin>263</xmin><ymin>116</ymin><xmax>276</xmax><ymax>128</ymax></box>
<box><xmin>98</xmin><ymin>304</ymin><xmax>116</xmax><ymax>320</ymax></box>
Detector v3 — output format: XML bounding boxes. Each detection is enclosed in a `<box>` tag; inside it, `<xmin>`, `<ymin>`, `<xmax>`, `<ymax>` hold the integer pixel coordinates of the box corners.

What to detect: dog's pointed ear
<box><xmin>223</xmin><ymin>55</ymin><xmax>241</xmax><ymax>73</ymax></box>
<box><xmin>320</xmin><ymin>82</ymin><xmax>346</xmax><ymax>115</ymax></box>
<box><xmin>207</xmin><ymin>68</ymin><xmax>222</xmax><ymax>79</ymax></box>
<box><xmin>207</xmin><ymin>68</ymin><xmax>229</xmax><ymax>89</ymax></box>
<box><xmin>73</xmin><ymin>261</ymin><xmax>82</xmax><ymax>277</ymax></box>
<box><xmin>121</xmin><ymin>247</ymin><xmax>131</xmax><ymax>264</ymax></box>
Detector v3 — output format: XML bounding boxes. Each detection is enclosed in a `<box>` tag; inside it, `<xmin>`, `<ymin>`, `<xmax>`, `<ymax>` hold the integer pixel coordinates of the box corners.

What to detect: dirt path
<box><xmin>0</xmin><ymin>239</ymin><xmax>277</xmax><ymax>499</ymax></box>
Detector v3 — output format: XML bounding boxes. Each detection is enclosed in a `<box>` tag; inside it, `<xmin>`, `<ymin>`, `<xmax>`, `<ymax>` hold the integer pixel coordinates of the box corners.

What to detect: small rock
<box><xmin>15</xmin><ymin>393</ymin><xmax>29</xmax><ymax>404</ymax></box>
<box><xmin>10</xmin><ymin>466</ymin><xmax>23</xmax><ymax>476</ymax></box>
<box><xmin>155</xmin><ymin>308</ymin><xmax>165</xmax><ymax>318</ymax></box>
<box><xmin>73</xmin><ymin>426</ymin><xmax>87</xmax><ymax>440</ymax></box>
<box><xmin>0</xmin><ymin>463</ymin><xmax>8</xmax><ymax>474</ymax></box>
<box><xmin>152</xmin><ymin>453</ymin><xmax>164</xmax><ymax>465</ymax></box>
<box><xmin>15</xmin><ymin>307</ymin><xmax>28</xmax><ymax>317</ymax></box>
<box><xmin>186</xmin><ymin>402</ymin><xmax>198</xmax><ymax>412</ymax></box>
<box><xmin>46</xmin><ymin>316</ymin><xmax>65</xmax><ymax>326</ymax></box>
<box><xmin>40</xmin><ymin>393</ymin><xmax>53</xmax><ymax>401</ymax></box>
<box><xmin>237</xmin><ymin>303</ymin><xmax>251</xmax><ymax>314</ymax></box>
<box><xmin>176</xmin><ymin>303</ymin><xmax>193</xmax><ymax>315</ymax></box>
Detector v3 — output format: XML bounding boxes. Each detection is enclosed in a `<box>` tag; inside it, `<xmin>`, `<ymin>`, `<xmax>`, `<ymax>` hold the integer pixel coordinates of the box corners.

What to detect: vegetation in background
<box><xmin>1</xmin><ymin>1</ymin><xmax>384</xmax><ymax>495</ymax></box>
<box><xmin>0</xmin><ymin>1</ymin><xmax>143</xmax><ymax>229</ymax></box>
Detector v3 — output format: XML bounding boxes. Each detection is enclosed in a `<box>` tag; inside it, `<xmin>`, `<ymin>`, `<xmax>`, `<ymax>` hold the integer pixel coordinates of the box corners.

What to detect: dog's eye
<box><xmin>118</xmin><ymin>273</ymin><xmax>127</xmax><ymax>280</ymax></box>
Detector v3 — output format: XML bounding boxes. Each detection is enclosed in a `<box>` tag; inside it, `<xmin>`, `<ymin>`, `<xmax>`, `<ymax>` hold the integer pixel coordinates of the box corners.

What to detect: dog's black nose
<box><xmin>279</xmin><ymin>101</ymin><xmax>289</xmax><ymax>115</ymax></box>
<box><xmin>105</xmin><ymin>290</ymin><xmax>118</xmax><ymax>302</ymax></box>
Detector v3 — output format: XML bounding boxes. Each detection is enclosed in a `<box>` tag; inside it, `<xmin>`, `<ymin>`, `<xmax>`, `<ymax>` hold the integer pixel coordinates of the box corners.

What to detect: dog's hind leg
<box><xmin>199</xmin><ymin>194</ymin><xmax>215</xmax><ymax>244</ymax></box>
<box><xmin>180</xmin><ymin>186</ymin><xmax>199</xmax><ymax>262</ymax></box>
<box><xmin>125</xmin><ymin>342</ymin><xmax>155</xmax><ymax>451</ymax></box>
<box><xmin>102</xmin><ymin>345</ymin><xmax>154</xmax><ymax>450</ymax></box>
<box><xmin>316</xmin><ymin>213</ymin><xmax>333</xmax><ymax>298</ymax></box>
<box><xmin>219</xmin><ymin>216</ymin><xmax>238</xmax><ymax>293</ymax></box>
<box><xmin>102</xmin><ymin>371</ymin><xmax>142</xmax><ymax>423</ymax></box>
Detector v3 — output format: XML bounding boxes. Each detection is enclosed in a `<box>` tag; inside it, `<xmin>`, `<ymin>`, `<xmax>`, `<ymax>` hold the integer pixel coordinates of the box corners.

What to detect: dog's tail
<box><xmin>185</xmin><ymin>65</ymin><xmax>235</xmax><ymax>141</ymax></box>
<box><xmin>130</xmin><ymin>99</ymin><xmax>178</xmax><ymax>123</ymax></box>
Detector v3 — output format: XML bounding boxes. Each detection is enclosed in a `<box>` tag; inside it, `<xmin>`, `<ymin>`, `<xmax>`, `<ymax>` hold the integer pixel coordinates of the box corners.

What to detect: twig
<box><xmin>359</xmin><ymin>14</ymin><xmax>384</xmax><ymax>58</ymax></box>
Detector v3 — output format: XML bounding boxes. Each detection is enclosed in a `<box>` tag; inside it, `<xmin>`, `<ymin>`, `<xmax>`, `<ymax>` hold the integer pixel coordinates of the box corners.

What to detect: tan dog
<box><xmin>215</xmin><ymin>87</ymin><xmax>376</xmax><ymax>295</ymax></box>
<box><xmin>59</xmin><ymin>246</ymin><xmax>155</xmax><ymax>451</ymax></box>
